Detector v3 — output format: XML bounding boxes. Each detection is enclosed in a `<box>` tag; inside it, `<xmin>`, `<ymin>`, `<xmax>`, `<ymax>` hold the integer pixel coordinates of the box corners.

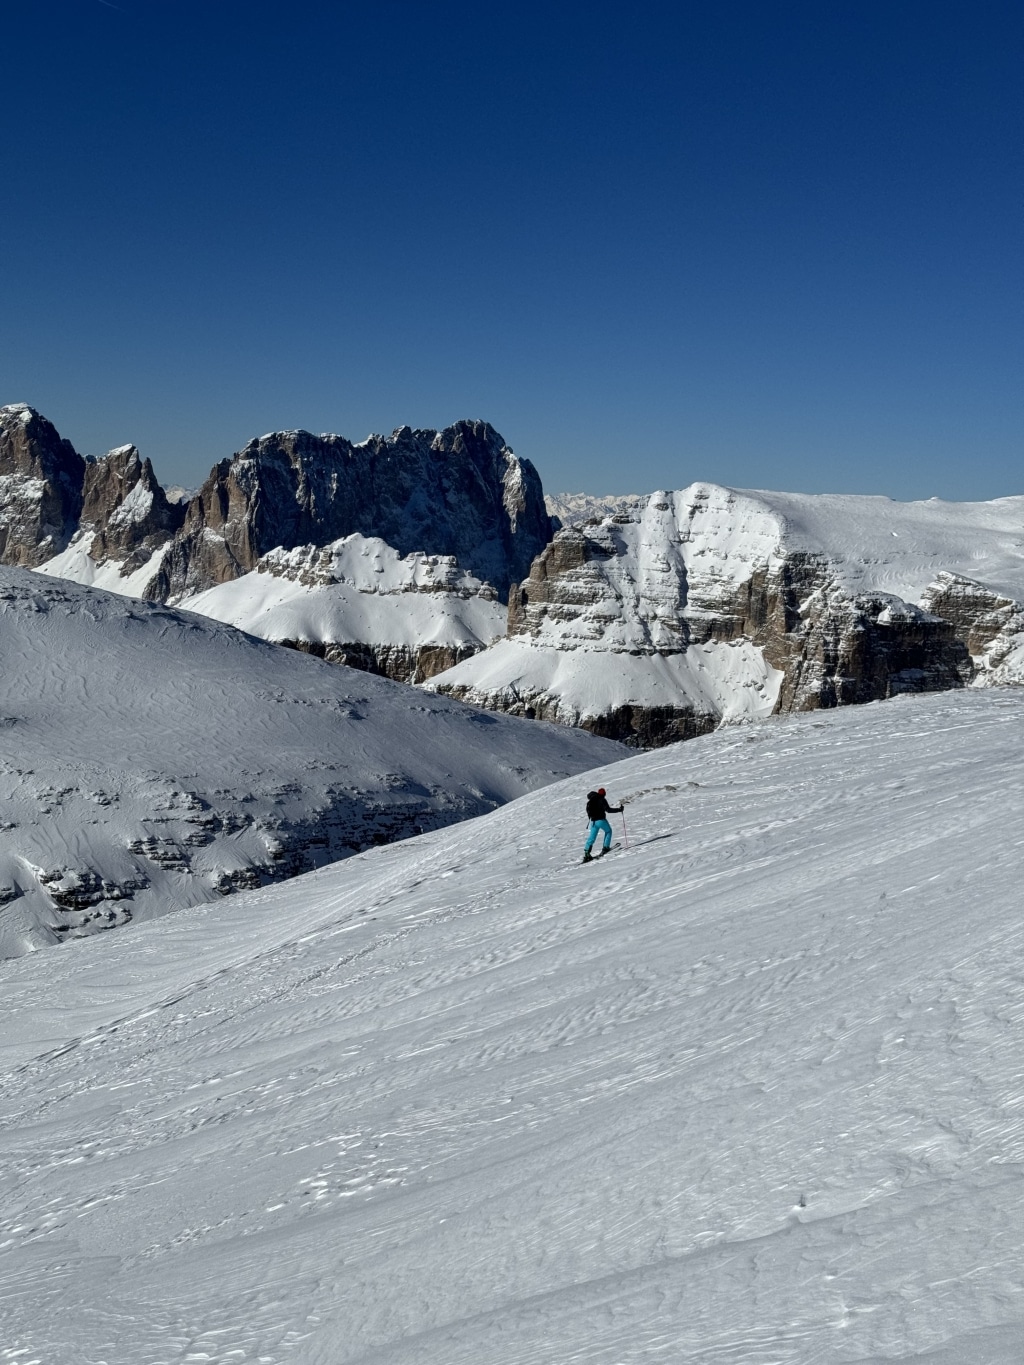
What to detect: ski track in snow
<box><xmin>1</xmin><ymin>690</ymin><xmax>1024</xmax><ymax>1363</ymax></box>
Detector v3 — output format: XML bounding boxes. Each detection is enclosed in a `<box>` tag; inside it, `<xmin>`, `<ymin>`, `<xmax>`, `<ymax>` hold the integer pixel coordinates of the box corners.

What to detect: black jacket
<box><xmin>586</xmin><ymin>791</ymin><xmax>622</xmax><ymax>820</ymax></box>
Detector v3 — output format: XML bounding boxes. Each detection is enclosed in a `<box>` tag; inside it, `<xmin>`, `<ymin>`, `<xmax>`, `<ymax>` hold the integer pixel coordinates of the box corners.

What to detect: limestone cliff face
<box><xmin>920</xmin><ymin>572</ymin><xmax>1024</xmax><ymax>686</ymax></box>
<box><xmin>758</xmin><ymin>561</ymin><xmax>971</xmax><ymax>711</ymax></box>
<box><xmin>4</xmin><ymin>407</ymin><xmax>549</xmax><ymax>607</ymax></box>
<box><xmin>428</xmin><ymin>485</ymin><xmax>1023</xmax><ymax>746</ymax></box>
<box><xmin>0</xmin><ymin>406</ymin><xmax>185</xmax><ymax>585</ymax></box>
<box><xmin>0</xmin><ymin>404</ymin><xmax>85</xmax><ymax>566</ymax></box>
<box><xmin>284</xmin><ymin>638</ymin><xmax>483</xmax><ymax>685</ymax></box>
<box><xmin>79</xmin><ymin>445</ymin><xmax>185</xmax><ymax>572</ymax></box>
<box><xmin>154</xmin><ymin>420</ymin><xmax>550</xmax><ymax>603</ymax></box>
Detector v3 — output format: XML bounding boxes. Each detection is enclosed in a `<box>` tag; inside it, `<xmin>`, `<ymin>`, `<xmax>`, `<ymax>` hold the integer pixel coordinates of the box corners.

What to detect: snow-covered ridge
<box><xmin>0</xmin><ymin>565</ymin><xmax>622</xmax><ymax>959</ymax></box>
<box><xmin>743</xmin><ymin>484</ymin><xmax>1024</xmax><ymax>602</ymax></box>
<box><xmin>2</xmin><ymin>688</ymin><xmax>1022</xmax><ymax>1361</ymax></box>
<box><xmin>427</xmin><ymin>483</ymin><xmax>1024</xmax><ymax>741</ymax></box>
<box><xmin>178</xmin><ymin>534</ymin><xmax>507</xmax><ymax>679</ymax></box>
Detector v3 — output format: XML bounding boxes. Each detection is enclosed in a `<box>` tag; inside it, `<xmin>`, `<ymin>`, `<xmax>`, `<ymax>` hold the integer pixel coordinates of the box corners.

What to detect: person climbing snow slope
<box><xmin>582</xmin><ymin>787</ymin><xmax>623</xmax><ymax>862</ymax></box>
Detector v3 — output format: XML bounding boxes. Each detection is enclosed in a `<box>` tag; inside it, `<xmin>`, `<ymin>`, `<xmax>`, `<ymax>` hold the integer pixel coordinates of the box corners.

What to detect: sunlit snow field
<box><xmin>2</xmin><ymin>689</ymin><xmax>1023</xmax><ymax>1363</ymax></box>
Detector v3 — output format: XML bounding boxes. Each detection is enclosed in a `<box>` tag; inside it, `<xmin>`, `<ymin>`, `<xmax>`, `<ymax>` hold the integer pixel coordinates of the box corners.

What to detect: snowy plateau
<box><xmin>0</xmin><ymin>567</ymin><xmax>620</xmax><ymax>959</ymax></box>
<box><xmin>1</xmin><ymin>688</ymin><xmax>1023</xmax><ymax>1363</ymax></box>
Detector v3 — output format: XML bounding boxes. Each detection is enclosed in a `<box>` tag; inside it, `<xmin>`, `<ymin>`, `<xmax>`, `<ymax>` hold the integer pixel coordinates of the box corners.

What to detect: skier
<box><xmin>582</xmin><ymin>787</ymin><xmax>623</xmax><ymax>862</ymax></box>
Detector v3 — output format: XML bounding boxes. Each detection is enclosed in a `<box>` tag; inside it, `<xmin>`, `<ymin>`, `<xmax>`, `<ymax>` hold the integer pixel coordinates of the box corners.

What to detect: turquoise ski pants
<box><xmin>585</xmin><ymin>818</ymin><xmax>613</xmax><ymax>854</ymax></box>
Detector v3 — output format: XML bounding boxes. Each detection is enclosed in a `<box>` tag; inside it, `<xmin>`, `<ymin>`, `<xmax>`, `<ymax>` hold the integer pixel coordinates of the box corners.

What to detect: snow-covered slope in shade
<box><xmin>178</xmin><ymin>533</ymin><xmax>506</xmax><ymax>670</ymax></box>
<box><xmin>2</xmin><ymin>688</ymin><xmax>1023</xmax><ymax>1363</ymax></box>
<box><xmin>0</xmin><ymin>566</ymin><xmax>622</xmax><ymax>958</ymax></box>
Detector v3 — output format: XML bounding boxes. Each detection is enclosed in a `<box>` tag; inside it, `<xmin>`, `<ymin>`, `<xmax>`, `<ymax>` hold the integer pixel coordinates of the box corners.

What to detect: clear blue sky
<box><xmin>2</xmin><ymin>0</ymin><xmax>1021</xmax><ymax>500</ymax></box>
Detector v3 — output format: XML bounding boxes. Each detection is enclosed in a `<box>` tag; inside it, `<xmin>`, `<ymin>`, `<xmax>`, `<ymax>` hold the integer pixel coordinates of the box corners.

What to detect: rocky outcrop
<box><xmin>79</xmin><ymin>444</ymin><xmax>186</xmax><ymax>572</ymax></box>
<box><xmin>1</xmin><ymin>405</ymin><xmax>185</xmax><ymax>585</ymax></box>
<box><xmin>920</xmin><ymin>572</ymin><xmax>1024</xmax><ymax>686</ymax></box>
<box><xmin>283</xmin><ymin>638</ymin><xmax>484</xmax><ymax>684</ymax></box>
<box><xmin>153</xmin><ymin>420</ymin><xmax>550</xmax><ymax>603</ymax></box>
<box><xmin>427</xmin><ymin>485</ymin><xmax>1024</xmax><ymax>746</ymax></box>
<box><xmin>759</xmin><ymin>561</ymin><xmax>972</xmax><ymax>710</ymax></box>
<box><xmin>0</xmin><ymin>404</ymin><xmax>85</xmax><ymax>566</ymax></box>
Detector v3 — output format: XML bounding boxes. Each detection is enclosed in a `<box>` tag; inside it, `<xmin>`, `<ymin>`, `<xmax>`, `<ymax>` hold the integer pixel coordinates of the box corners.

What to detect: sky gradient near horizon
<box><xmin>2</xmin><ymin>0</ymin><xmax>1021</xmax><ymax>500</ymax></box>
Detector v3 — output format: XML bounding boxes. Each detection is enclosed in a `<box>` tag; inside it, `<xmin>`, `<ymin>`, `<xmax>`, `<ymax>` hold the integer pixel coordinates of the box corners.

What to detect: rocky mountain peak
<box><xmin>0</xmin><ymin>403</ymin><xmax>86</xmax><ymax>566</ymax></box>
<box><xmin>158</xmin><ymin>419</ymin><xmax>551</xmax><ymax>602</ymax></box>
<box><xmin>80</xmin><ymin>443</ymin><xmax>186</xmax><ymax>571</ymax></box>
<box><xmin>3</xmin><ymin>407</ymin><xmax>552</xmax><ymax>609</ymax></box>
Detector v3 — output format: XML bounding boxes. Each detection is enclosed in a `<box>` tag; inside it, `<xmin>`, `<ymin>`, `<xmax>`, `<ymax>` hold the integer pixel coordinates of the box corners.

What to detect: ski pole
<box><xmin>621</xmin><ymin>805</ymin><xmax>629</xmax><ymax>849</ymax></box>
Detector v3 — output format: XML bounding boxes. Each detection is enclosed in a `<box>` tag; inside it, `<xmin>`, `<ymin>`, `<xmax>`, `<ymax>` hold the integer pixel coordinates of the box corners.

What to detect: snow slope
<box><xmin>2</xmin><ymin>688</ymin><xmax>1023</xmax><ymax>1363</ymax></box>
<box><xmin>432</xmin><ymin>633</ymin><xmax>782</xmax><ymax>725</ymax></box>
<box><xmin>0</xmin><ymin>566</ymin><xmax>621</xmax><ymax>958</ymax></box>
<box><xmin>177</xmin><ymin>534</ymin><xmax>506</xmax><ymax>655</ymax></box>
<box><xmin>38</xmin><ymin>529</ymin><xmax>170</xmax><ymax>597</ymax></box>
<box><xmin>740</xmin><ymin>486</ymin><xmax>1024</xmax><ymax>603</ymax></box>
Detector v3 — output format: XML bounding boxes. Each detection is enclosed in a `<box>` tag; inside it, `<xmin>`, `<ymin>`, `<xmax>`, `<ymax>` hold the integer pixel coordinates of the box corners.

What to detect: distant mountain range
<box><xmin>3</xmin><ymin>402</ymin><xmax>1023</xmax><ymax>748</ymax></box>
<box><xmin>545</xmin><ymin>491</ymin><xmax>646</xmax><ymax>525</ymax></box>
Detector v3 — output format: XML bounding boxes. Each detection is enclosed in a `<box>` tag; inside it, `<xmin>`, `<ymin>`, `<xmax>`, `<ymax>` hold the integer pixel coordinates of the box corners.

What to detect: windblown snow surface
<box><xmin>0</xmin><ymin>567</ymin><xmax>620</xmax><ymax>959</ymax></box>
<box><xmin>2</xmin><ymin>688</ymin><xmax>1023</xmax><ymax>1363</ymax></box>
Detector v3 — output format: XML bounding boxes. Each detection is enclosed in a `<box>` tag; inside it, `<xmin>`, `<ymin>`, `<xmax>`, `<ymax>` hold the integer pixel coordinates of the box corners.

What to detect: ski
<box><xmin>580</xmin><ymin>842</ymin><xmax>621</xmax><ymax>865</ymax></box>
